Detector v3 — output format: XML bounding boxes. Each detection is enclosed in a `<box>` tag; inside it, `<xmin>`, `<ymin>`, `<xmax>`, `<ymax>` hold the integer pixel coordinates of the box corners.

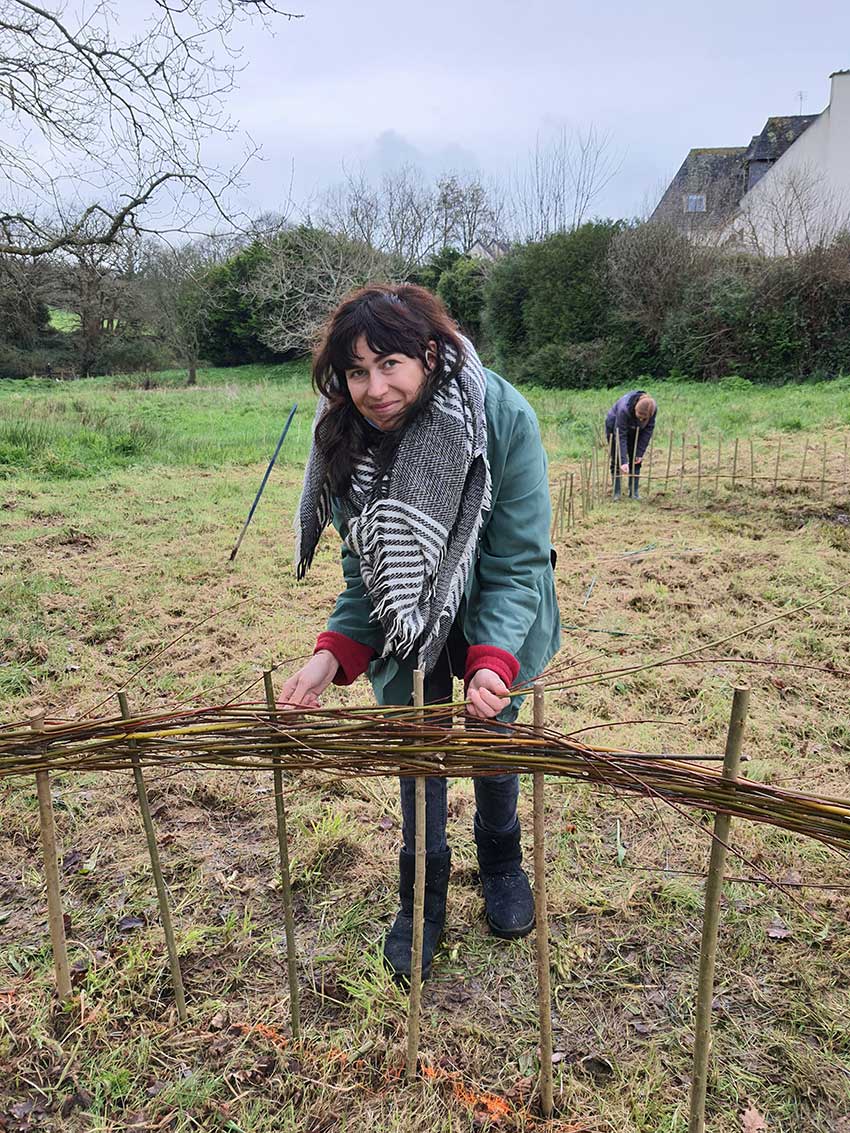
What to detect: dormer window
<box><xmin>686</xmin><ymin>194</ymin><xmax>706</xmax><ymax>213</ymax></box>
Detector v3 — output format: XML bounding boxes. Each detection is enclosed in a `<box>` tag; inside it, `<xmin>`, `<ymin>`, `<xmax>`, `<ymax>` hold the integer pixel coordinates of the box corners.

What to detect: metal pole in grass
<box><xmin>263</xmin><ymin>671</ymin><xmax>301</xmax><ymax>1040</ymax></box>
<box><xmin>406</xmin><ymin>668</ymin><xmax>427</xmax><ymax>1080</ymax></box>
<box><xmin>799</xmin><ymin>440</ymin><xmax>809</xmax><ymax>491</ymax></box>
<box><xmin>229</xmin><ymin>404</ymin><xmax>297</xmax><ymax>562</ymax></box>
<box><xmin>821</xmin><ymin>438</ymin><xmax>828</xmax><ymax>501</ymax></box>
<box><xmin>532</xmin><ymin>682</ymin><xmax>554</xmax><ymax>1119</ymax></box>
<box><xmin>32</xmin><ymin>714</ymin><xmax>72</xmax><ymax>1004</ymax></box>
<box><xmin>688</xmin><ymin>686</ymin><xmax>750</xmax><ymax>1133</ymax></box>
<box><xmin>118</xmin><ymin>692</ymin><xmax>187</xmax><ymax>1022</ymax></box>
<box><xmin>664</xmin><ymin>430</ymin><xmax>673</xmax><ymax>491</ymax></box>
<box><xmin>773</xmin><ymin>437</ymin><xmax>782</xmax><ymax>492</ymax></box>
<box><xmin>731</xmin><ymin>439</ymin><xmax>739</xmax><ymax>490</ymax></box>
<box><xmin>715</xmin><ymin>437</ymin><xmax>722</xmax><ymax>494</ymax></box>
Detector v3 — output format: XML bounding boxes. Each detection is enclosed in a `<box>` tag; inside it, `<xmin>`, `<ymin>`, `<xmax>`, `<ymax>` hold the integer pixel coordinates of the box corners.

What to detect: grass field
<box><xmin>1</xmin><ymin>365</ymin><xmax>849</xmax><ymax>1132</ymax></box>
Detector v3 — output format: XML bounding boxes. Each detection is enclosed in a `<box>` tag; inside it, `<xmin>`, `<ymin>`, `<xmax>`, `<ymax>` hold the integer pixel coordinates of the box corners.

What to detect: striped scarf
<box><xmin>295</xmin><ymin>338</ymin><xmax>491</xmax><ymax>674</ymax></box>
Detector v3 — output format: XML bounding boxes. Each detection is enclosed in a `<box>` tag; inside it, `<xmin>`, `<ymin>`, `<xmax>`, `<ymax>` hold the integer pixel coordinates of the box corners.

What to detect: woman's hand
<box><xmin>620</xmin><ymin>462</ymin><xmax>630</xmax><ymax>474</ymax></box>
<box><xmin>466</xmin><ymin>668</ymin><xmax>511</xmax><ymax>720</ymax></box>
<box><xmin>278</xmin><ymin>650</ymin><xmax>339</xmax><ymax>709</ymax></box>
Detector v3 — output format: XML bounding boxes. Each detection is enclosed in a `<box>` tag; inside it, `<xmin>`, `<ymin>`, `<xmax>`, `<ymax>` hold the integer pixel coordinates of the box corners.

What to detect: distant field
<box><xmin>47</xmin><ymin>307</ymin><xmax>80</xmax><ymax>332</ymax></box>
<box><xmin>1</xmin><ymin>365</ymin><xmax>850</xmax><ymax>1132</ymax></box>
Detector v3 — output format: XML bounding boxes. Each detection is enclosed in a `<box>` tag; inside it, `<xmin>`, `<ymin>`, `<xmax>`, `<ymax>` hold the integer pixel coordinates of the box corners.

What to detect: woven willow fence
<box><xmin>4</xmin><ymin>680</ymin><xmax>850</xmax><ymax>1127</ymax></box>
<box><xmin>552</xmin><ymin>429</ymin><xmax>850</xmax><ymax>533</ymax></box>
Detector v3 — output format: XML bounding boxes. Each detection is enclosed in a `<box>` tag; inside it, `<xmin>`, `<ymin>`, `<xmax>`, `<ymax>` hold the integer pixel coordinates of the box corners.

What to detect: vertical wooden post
<box><xmin>679</xmin><ymin>433</ymin><xmax>686</xmax><ymax>495</ymax></box>
<box><xmin>118</xmin><ymin>692</ymin><xmax>187</xmax><ymax>1022</ymax></box>
<box><xmin>407</xmin><ymin>669</ymin><xmax>427</xmax><ymax>1079</ymax></box>
<box><xmin>646</xmin><ymin>438</ymin><xmax>654</xmax><ymax>498</ymax></box>
<box><xmin>558</xmin><ymin>475</ymin><xmax>567</xmax><ymax>539</ymax></box>
<box><xmin>33</xmin><ymin>715</ymin><xmax>72</xmax><ymax>1004</ymax></box>
<box><xmin>731</xmin><ymin>439</ymin><xmax>739</xmax><ymax>489</ymax></box>
<box><xmin>613</xmin><ymin>430</ymin><xmax>622</xmax><ymax>499</ymax></box>
<box><xmin>263</xmin><ymin>671</ymin><xmax>301</xmax><ymax>1040</ymax></box>
<box><xmin>749</xmin><ymin>440</ymin><xmax>755</xmax><ymax>492</ymax></box>
<box><xmin>821</xmin><ymin>438</ymin><xmax>828</xmax><ymax>501</ymax></box>
<box><xmin>631</xmin><ymin>427</ymin><xmax>640</xmax><ymax>499</ymax></box>
<box><xmin>715</xmin><ymin>437</ymin><xmax>722</xmax><ymax>493</ymax></box>
<box><xmin>568</xmin><ymin>472</ymin><xmax>575</xmax><ymax>531</ymax></box>
<box><xmin>696</xmin><ymin>434</ymin><xmax>702</xmax><ymax>499</ymax></box>
<box><xmin>533</xmin><ymin>683</ymin><xmax>554</xmax><ymax>1119</ymax></box>
<box><xmin>664</xmin><ymin>430</ymin><xmax>674</xmax><ymax>491</ymax></box>
<box><xmin>688</xmin><ymin>687</ymin><xmax>750</xmax><ymax>1133</ymax></box>
<box><xmin>843</xmin><ymin>434</ymin><xmax>848</xmax><ymax>489</ymax></box>
<box><xmin>799</xmin><ymin>440</ymin><xmax>809</xmax><ymax>491</ymax></box>
<box><xmin>773</xmin><ymin>437</ymin><xmax>782</xmax><ymax>492</ymax></box>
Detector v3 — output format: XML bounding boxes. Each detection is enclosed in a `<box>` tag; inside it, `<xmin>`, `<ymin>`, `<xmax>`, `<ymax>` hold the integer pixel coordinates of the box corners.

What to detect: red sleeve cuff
<box><xmin>315</xmin><ymin>631</ymin><xmax>376</xmax><ymax>686</ymax></box>
<box><xmin>464</xmin><ymin>645</ymin><xmax>520</xmax><ymax>690</ymax></box>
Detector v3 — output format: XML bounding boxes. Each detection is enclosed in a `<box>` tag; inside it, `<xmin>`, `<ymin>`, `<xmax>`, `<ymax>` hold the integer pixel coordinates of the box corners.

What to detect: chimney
<box><xmin>829</xmin><ymin>69</ymin><xmax>850</xmax><ymax>112</ymax></box>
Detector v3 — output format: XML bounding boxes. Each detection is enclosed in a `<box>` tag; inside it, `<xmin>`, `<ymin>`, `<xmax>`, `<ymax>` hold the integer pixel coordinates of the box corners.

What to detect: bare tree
<box><xmin>0</xmin><ymin>1</ymin><xmax>301</xmax><ymax>258</ymax></box>
<box><xmin>510</xmin><ymin>126</ymin><xmax>623</xmax><ymax>241</ymax></box>
<box><xmin>246</xmin><ymin>226</ymin><xmax>394</xmax><ymax>354</ymax></box>
<box><xmin>317</xmin><ymin>166</ymin><xmax>507</xmax><ymax>273</ymax></box>
<box><xmin>729</xmin><ymin>164</ymin><xmax>850</xmax><ymax>257</ymax></box>
<box><xmin>141</xmin><ymin>238</ymin><xmax>226</xmax><ymax>384</ymax></box>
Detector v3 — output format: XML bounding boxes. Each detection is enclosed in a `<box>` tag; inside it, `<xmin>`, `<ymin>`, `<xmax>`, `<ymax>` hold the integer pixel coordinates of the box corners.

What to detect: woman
<box><xmin>605</xmin><ymin>390</ymin><xmax>657</xmax><ymax>499</ymax></box>
<box><xmin>282</xmin><ymin>284</ymin><xmax>560</xmax><ymax>981</ymax></box>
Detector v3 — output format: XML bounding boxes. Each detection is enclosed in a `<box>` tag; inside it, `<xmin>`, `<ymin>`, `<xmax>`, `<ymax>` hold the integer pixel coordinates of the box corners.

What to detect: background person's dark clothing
<box><xmin>604</xmin><ymin>389</ymin><xmax>656</xmax><ymax>467</ymax></box>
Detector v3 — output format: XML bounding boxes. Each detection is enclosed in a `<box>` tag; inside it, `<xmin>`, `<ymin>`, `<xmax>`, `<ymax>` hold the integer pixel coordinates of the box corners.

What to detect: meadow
<box><xmin>1</xmin><ymin>364</ymin><xmax>849</xmax><ymax>1132</ymax></box>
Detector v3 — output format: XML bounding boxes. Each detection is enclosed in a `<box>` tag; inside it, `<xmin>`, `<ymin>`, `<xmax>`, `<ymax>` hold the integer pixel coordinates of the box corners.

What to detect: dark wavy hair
<box><xmin>312</xmin><ymin>283</ymin><xmax>467</xmax><ymax>496</ymax></box>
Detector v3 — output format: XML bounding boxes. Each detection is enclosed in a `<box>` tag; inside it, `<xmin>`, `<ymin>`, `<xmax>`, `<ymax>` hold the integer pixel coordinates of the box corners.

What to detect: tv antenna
<box><xmin>796</xmin><ymin>90</ymin><xmax>807</xmax><ymax>115</ymax></box>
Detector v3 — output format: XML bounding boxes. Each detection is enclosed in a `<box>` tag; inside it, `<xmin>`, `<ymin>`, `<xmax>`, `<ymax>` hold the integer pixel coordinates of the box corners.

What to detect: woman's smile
<box><xmin>345</xmin><ymin>335</ymin><xmax>429</xmax><ymax>429</ymax></box>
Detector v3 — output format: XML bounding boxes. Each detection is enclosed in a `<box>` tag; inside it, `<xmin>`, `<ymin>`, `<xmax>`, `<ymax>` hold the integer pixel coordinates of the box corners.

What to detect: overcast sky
<box><xmin>209</xmin><ymin>0</ymin><xmax>850</xmax><ymax>223</ymax></box>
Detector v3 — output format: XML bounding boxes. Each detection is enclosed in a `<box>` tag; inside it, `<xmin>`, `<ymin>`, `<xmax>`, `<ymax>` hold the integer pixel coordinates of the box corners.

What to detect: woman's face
<box><xmin>344</xmin><ymin>335</ymin><xmax>432</xmax><ymax>430</ymax></box>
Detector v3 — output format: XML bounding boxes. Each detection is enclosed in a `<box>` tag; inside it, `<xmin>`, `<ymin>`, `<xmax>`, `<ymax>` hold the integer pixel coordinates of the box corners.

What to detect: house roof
<box><xmin>744</xmin><ymin>116</ymin><xmax>818</xmax><ymax>163</ymax></box>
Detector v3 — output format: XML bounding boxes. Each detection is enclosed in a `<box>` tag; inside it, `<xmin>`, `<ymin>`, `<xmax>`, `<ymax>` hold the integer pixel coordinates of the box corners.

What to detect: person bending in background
<box><xmin>280</xmin><ymin>283</ymin><xmax>560</xmax><ymax>982</ymax></box>
<box><xmin>605</xmin><ymin>391</ymin><xmax>657</xmax><ymax>499</ymax></box>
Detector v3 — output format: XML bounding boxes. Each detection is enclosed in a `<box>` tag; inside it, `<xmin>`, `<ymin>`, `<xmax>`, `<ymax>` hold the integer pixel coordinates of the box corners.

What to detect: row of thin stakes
<box><xmin>552</xmin><ymin>429</ymin><xmax>850</xmax><ymax>534</ymax></box>
<box><xmin>20</xmin><ymin>678</ymin><xmax>759</xmax><ymax>1130</ymax></box>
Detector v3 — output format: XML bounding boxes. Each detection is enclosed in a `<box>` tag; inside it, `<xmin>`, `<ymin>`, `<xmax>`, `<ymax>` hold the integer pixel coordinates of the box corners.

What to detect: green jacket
<box><xmin>326</xmin><ymin>369</ymin><xmax>561</xmax><ymax>715</ymax></box>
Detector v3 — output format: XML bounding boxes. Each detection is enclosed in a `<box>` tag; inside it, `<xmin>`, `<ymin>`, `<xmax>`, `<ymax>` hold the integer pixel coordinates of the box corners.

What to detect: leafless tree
<box><xmin>317</xmin><ymin>166</ymin><xmax>507</xmax><ymax>273</ymax></box>
<box><xmin>0</xmin><ymin>1</ymin><xmax>301</xmax><ymax>258</ymax></box>
<box><xmin>729</xmin><ymin>164</ymin><xmax>850</xmax><ymax>256</ymax></box>
<box><xmin>246</xmin><ymin>226</ymin><xmax>394</xmax><ymax>354</ymax></box>
<box><xmin>510</xmin><ymin>126</ymin><xmax>623</xmax><ymax>241</ymax></box>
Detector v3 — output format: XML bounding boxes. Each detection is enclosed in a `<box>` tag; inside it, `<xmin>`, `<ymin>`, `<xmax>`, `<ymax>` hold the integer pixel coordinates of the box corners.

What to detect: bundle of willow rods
<box><xmin>3</xmin><ymin>703</ymin><xmax>850</xmax><ymax>852</ymax></box>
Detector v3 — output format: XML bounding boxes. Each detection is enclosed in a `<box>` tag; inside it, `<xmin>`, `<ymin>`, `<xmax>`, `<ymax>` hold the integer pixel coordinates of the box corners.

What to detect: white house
<box><xmin>652</xmin><ymin>70</ymin><xmax>850</xmax><ymax>254</ymax></box>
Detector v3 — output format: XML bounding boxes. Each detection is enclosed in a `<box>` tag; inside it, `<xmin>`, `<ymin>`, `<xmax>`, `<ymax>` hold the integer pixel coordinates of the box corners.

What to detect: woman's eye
<box><xmin>383</xmin><ymin>359</ymin><xmax>398</xmax><ymax>369</ymax></box>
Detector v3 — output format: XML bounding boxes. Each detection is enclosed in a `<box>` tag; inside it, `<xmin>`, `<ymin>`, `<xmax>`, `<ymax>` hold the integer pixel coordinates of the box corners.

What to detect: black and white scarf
<box><xmin>295</xmin><ymin>337</ymin><xmax>491</xmax><ymax>674</ymax></box>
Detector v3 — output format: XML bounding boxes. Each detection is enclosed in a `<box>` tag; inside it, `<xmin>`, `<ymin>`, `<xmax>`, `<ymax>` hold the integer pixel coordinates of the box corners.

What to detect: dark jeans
<box><xmin>399</xmin><ymin>620</ymin><xmax>519</xmax><ymax>855</ymax></box>
<box><xmin>607</xmin><ymin>429</ymin><xmax>642</xmax><ymax>497</ymax></box>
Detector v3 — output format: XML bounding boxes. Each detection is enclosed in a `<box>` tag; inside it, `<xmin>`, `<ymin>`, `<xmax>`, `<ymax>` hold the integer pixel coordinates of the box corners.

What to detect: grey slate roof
<box><xmin>651</xmin><ymin>147</ymin><xmax>747</xmax><ymax>229</ymax></box>
<box><xmin>744</xmin><ymin>116</ymin><xmax>819</xmax><ymax>163</ymax></box>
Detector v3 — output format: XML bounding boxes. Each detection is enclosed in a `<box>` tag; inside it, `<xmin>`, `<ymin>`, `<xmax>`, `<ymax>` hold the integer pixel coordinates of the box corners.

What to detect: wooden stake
<box><xmin>533</xmin><ymin>683</ymin><xmax>554</xmax><ymax>1119</ymax></box>
<box><xmin>715</xmin><ymin>437</ymin><xmax>722</xmax><ymax>493</ymax></box>
<box><xmin>33</xmin><ymin>714</ymin><xmax>72</xmax><ymax>1004</ymax></box>
<box><xmin>799</xmin><ymin>440</ymin><xmax>809</xmax><ymax>490</ymax></box>
<box><xmin>688</xmin><ymin>686</ymin><xmax>750</xmax><ymax>1133</ymax></box>
<box><xmin>407</xmin><ymin>668</ymin><xmax>426</xmax><ymax>1080</ymax></box>
<box><xmin>118</xmin><ymin>692</ymin><xmax>187</xmax><ymax>1022</ymax></box>
<box><xmin>749</xmin><ymin>439</ymin><xmax>755</xmax><ymax>491</ymax></box>
<box><xmin>631</xmin><ymin>426</ymin><xmax>640</xmax><ymax>500</ymax></box>
<box><xmin>558</xmin><ymin>474</ymin><xmax>567</xmax><ymax>539</ymax></box>
<box><xmin>773</xmin><ymin>437</ymin><xmax>782</xmax><ymax>491</ymax></box>
<box><xmin>613</xmin><ymin>430</ymin><xmax>622</xmax><ymax>499</ymax></box>
<box><xmin>263</xmin><ymin>671</ymin><xmax>301</xmax><ymax>1040</ymax></box>
<box><xmin>731</xmin><ymin>438</ymin><xmax>739</xmax><ymax>489</ymax></box>
<box><xmin>646</xmin><ymin>437</ymin><xmax>654</xmax><ymax>498</ymax></box>
<box><xmin>696</xmin><ymin>434</ymin><xmax>702</xmax><ymax>499</ymax></box>
<box><xmin>679</xmin><ymin>433</ymin><xmax>686</xmax><ymax>495</ymax></box>
<box><xmin>568</xmin><ymin>472</ymin><xmax>575</xmax><ymax>531</ymax></box>
<box><xmin>821</xmin><ymin>438</ymin><xmax>828</xmax><ymax>501</ymax></box>
<box><xmin>843</xmin><ymin>435</ymin><xmax>848</xmax><ymax>488</ymax></box>
<box><xmin>664</xmin><ymin>430</ymin><xmax>674</xmax><ymax>491</ymax></box>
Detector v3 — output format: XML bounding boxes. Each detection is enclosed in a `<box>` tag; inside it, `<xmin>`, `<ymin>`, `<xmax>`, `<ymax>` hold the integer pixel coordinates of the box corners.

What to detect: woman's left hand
<box><xmin>466</xmin><ymin>668</ymin><xmax>511</xmax><ymax>719</ymax></box>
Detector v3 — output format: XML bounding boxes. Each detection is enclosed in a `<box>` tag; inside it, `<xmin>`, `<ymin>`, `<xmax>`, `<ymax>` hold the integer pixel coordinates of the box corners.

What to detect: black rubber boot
<box><xmin>383</xmin><ymin>849</ymin><xmax>451</xmax><ymax>982</ymax></box>
<box><xmin>612</xmin><ymin>471</ymin><xmax>622</xmax><ymax>500</ymax></box>
<box><xmin>474</xmin><ymin>815</ymin><xmax>535</xmax><ymax>939</ymax></box>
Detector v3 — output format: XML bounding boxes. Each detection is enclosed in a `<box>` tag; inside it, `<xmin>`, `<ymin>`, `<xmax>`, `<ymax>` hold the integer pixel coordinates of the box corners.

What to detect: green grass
<box><xmin>48</xmin><ymin>307</ymin><xmax>80</xmax><ymax>333</ymax></box>
<box><xmin>1</xmin><ymin>364</ymin><xmax>849</xmax><ymax>1131</ymax></box>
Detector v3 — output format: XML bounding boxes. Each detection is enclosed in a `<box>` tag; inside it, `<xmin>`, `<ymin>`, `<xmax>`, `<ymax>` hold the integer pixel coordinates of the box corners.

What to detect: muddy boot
<box><xmin>612</xmin><ymin>471</ymin><xmax>622</xmax><ymax>500</ymax></box>
<box><xmin>474</xmin><ymin>816</ymin><xmax>535</xmax><ymax>939</ymax></box>
<box><xmin>383</xmin><ymin>848</ymin><xmax>451</xmax><ymax>982</ymax></box>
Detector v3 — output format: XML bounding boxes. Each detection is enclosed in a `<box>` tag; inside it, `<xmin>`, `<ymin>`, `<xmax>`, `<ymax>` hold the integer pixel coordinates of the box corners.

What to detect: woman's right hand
<box><xmin>278</xmin><ymin>650</ymin><xmax>339</xmax><ymax>709</ymax></box>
